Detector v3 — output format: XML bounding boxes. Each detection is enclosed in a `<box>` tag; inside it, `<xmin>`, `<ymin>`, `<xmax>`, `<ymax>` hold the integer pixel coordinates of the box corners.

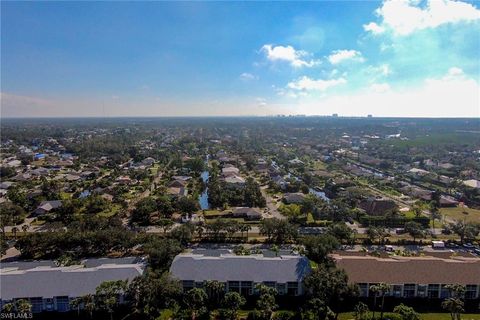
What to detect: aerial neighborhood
<box><xmin>1</xmin><ymin>117</ymin><xmax>479</xmax><ymax>319</ymax></box>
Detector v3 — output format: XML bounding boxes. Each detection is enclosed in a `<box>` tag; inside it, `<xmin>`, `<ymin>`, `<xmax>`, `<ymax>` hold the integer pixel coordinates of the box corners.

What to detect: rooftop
<box><xmin>0</xmin><ymin>257</ymin><xmax>145</xmax><ymax>300</ymax></box>
<box><xmin>333</xmin><ymin>254</ymin><xmax>480</xmax><ymax>285</ymax></box>
<box><xmin>170</xmin><ymin>252</ymin><xmax>310</xmax><ymax>283</ymax></box>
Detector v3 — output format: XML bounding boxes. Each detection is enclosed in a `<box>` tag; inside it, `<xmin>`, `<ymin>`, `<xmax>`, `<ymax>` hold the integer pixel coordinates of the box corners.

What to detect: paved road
<box><xmin>260</xmin><ymin>186</ymin><xmax>286</xmax><ymax>220</ymax></box>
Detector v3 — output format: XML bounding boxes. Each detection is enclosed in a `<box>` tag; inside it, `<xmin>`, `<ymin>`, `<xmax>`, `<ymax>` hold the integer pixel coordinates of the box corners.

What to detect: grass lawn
<box><xmin>313</xmin><ymin>160</ymin><xmax>327</xmax><ymax>170</ymax></box>
<box><xmin>440</xmin><ymin>206</ymin><xmax>480</xmax><ymax>223</ymax></box>
<box><xmin>202</xmin><ymin>209</ymin><xmax>232</xmax><ymax>217</ymax></box>
<box><xmin>204</xmin><ymin>217</ymin><xmax>245</xmax><ymax>224</ymax></box>
<box><xmin>338</xmin><ymin>312</ymin><xmax>480</xmax><ymax>320</ymax></box>
<box><xmin>98</xmin><ymin>204</ymin><xmax>122</xmax><ymax>218</ymax></box>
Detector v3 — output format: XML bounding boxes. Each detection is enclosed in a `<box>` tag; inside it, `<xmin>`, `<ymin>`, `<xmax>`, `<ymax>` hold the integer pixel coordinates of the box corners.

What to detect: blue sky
<box><xmin>1</xmin><ymin>1</ymin><xmax>479</xmax><ymax>117</ymax></box>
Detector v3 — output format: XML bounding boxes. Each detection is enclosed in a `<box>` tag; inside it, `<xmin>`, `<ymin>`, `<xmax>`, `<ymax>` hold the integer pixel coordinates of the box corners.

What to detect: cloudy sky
<box><xmin>1</xmin><ymin>0</ymin><xmax>479</xmax><ymax>117</ymax></box>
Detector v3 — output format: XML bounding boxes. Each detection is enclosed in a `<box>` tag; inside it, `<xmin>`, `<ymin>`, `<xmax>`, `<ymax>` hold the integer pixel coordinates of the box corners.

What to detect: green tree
<box><xmin>157</xmin><ymin>218</ymin><xmax>174</xmax><ymax>234</ymax></box>
<box><xmin>370</xmin><ymin>283</ymin><xmax>391</xmax><ymax>320</ymax></box>
<box><xmin>450</xmin><ymin>221</ymin><xmax>479</xmax><ymax>244</ymax></box>
<box><xmin>256</xmin><ymin>284</ymin><xmax>278</xmax><ymax>320</ymax></box>
<box><xmin>393</xmin><ymin>303</ymin><xmax>420</xmax><ymax>320</ymax></box>
<box><xmin>303</xmin><ymin>265</ymin><xmax>355</xmax><ymax>319</ymax></box>
<box><xmin>184</xmin><ymin>288</ymin><xmax>208</xmax><ymax>319</ymax></box>
<box><xmin>222</xmin><ymin>291</ymin><xmax>246</xmax><ymax>320</ymax></box>
<box><xmin>442</xmin><ymin>284</ymin><xmax>465</xmax><ymax>320</ymax></box>
<box><xmin>205</xmin><ymin>280</ymin><xmax>226</xmax><ymax>310</ymax></box>
<box><xmin>95</xmin><ymin>280</ymin><xmax>128</xmax><ymax>320</ymax></box>
<box><xmin>404</xmin><ymin>221</ymin><xmax>424</xmax><ymax>244</ymax></box>
<box><xmin>302</xmin><ymin>234</ymin><xmax>339</xmax><ymax>263</ymax></box>
<box><xmin>15</xmin><ymin>299</ymin><xmax>32</xmax><ymax>314</ymax></box>
<box><xmin>353</xmin><ymin>302</ymin><xmax>369</xmax><ymax>320</ymax></box>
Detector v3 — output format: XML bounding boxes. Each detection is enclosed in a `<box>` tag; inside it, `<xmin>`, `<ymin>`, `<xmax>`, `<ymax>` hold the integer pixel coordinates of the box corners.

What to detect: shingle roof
<box><xmin>0</xmin><ymin>259</ymin><xmax>144</xmax><ymax>300</ymax></box>
<box><xmin>170</xmin><ymin>253</ymin><xmax>311</xmax><ymax>283</ymax></box>
<box><xmin>333</xmin><ymin>254</ymin><xmax>480</xmax><ymax>285</ymax></box>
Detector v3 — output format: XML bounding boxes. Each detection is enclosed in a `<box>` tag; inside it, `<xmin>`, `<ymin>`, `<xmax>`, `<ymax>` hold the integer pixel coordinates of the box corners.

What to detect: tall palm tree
<box><xmin>69</xmin><ymin>297</ymin><xmax>82</xmax><ymax>317</ymax></box>
<box><xmin>240</xmin><ymin>224</ymin><xmax>251</xmax><ymax>242</ymax></box>
<box><xmin>82</xmin><ymin>294</ymin><xmax>95</xmax><ymax>319</ymax></box>
<box><xmin>16</xmin><ymin>299</ymin><xmax>32</xmax><ymax>314</ymax></box>
<box><xmin>11</xmin><ymin>227</ymin><xmax>19</xmax><ymax>240</ymax></box>
<box><xmin>370</xmin><ymin>283</ymin><xmax>390</xmax><ymax>319</ymax></box>
<box><xmin>442</xmin><ymin>298</ymin><xmax>464</xmax><ymax>320</ymax></box>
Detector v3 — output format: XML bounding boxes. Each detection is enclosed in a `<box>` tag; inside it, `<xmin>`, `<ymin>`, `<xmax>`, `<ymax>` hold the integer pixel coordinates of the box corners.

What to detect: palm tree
<box><xmin>442</xmin><ymin>298</ymin><xmax>464</xmax><ymax>320</ymax></box>
<box><xmin>16</xmin><ymin>299</ymin><xmax>32</xmax><ymax>314</ymax></box>
<box><xmin>239</xmin><ymin>224</ymin><xmax>251</xmax><ymax>242</ymax></box>
<box><xmin>205</xmin><ymin>280</ymin><xmax>225</xmax><ymax>309</ymax></box>
<box><xmin>82</xmin><ymin>294</ymin><xmax>95</xmax><ymax>319</ymax></box>
<box><xmin>69</xmin><ymin>297</ymin><xmax>82</xmax><ymax>317</ymax></box>
<box><xmin>11</xmin><ymin>226</ymin><xmax>19</xmax><ymax>240</ymax></box>
<box><xmin>222</xmin><ymin>291</ymin><xmax>246</xmax><ymax>320</ymax></box>
<box><xmin>442</xmin><ymin>284</ymin><xmax>465</xmax><ymax>320</ymax></box>
<box><xmin>370</xmin><ymin>283</ymin><xmax>390</xmax><ymax>319</ymax></box>
<box><xmin>1</xmin><ymin>303</ymin><xmax>15</xmax><ymax>313</ymax></box>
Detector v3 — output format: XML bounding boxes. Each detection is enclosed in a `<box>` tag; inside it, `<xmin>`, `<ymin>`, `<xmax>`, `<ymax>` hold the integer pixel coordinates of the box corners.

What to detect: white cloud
<box><xmin>366</xmin><ymin>0</ymin><xmax>480</xmax><ymax>36</ymax></box>
<box><xmin>363</xmin><ymin>22</ymin><xmax>385</xmax><ymax>34</ymax></box>
<box><xmin>367</xmin><ymin>64</ymin><xmax>392</xmax><ymax>77</ymax></box>
<box><xmin>240</xmin><ymin>72</ymin><xmax>257</xmax><ymax>81</ymax></box>
<box><xmin>294</xmin><ymin>68</ymin><xmax>480</xmax><ymax>117</ymax></box>
<box><xmin>287</xmin><ymin>76</ymin><xmax>347</xmax><ymax>91</ymax></box>
<box><xmin>261</xmin><ymin>44</ymin><xmax>318</xmax><ymax>68</ymax></box>
<box><xmin>328</xmin><ymin>50</ymin><xmax>364</xmax><ymax>64</ymax></box>
<box><xmin>256</xmin><ymin>97</ymin><xmax>267</xmax><ymax>107</ymax></box>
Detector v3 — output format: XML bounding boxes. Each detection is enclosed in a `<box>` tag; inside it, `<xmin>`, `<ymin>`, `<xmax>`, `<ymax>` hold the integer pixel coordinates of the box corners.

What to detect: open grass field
<box><xmin>440</xmin><ymin>206</ymin><xmax>480</xmax><ymax>223</ymax></box>
<box><xmin>338</xmin><ymin>312</ymin><xmax>480</xmax><ymax>320</ymax></box>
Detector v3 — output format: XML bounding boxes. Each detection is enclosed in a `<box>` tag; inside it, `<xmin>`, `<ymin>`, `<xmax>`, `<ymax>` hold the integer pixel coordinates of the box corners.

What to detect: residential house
<box><xmin>0</xmin><ymin>257</ymin><xmax>145</xmax><ymax>313</ymax></box>
<box><xmin>34</xmin><ymin>200</ymin><xmax>63</xmax><ymax>215</ymax></box>
<box><xmin>359</xmin><ymin>197</ymin><xmax>397</xmax><ymax>216</ymax></box>
<box><xmin>333</xmin><ymin>254</ymin><xmax>480</xmax><ymax>300</ymax></box>
<box><xmin>170</xmin><ymin>252</ymin><xmax>311</xmax><ymax>296</ymax></box>
<box><xmin>169</xmin><ymin>179</ymin><xmax>188</xmax><ymax>188</ymax></box>
<box><xmin>224</xmin><ymin>175</ymin><xmax>246</xmax><ymax>187</ymax></box>
<box><xmin>463</xmin><ymin>179</ymin><xmax>480</xmax><ymax>189</ymax></box>
<box><xmin>283</xmin><ymin>193</ymin><xmax>306</xmax><ymax>204</ymax></box>
<box><xmin>232</xmin><ymin>207</ymin><xmax>263</xmax><ymax>220</ymax></box>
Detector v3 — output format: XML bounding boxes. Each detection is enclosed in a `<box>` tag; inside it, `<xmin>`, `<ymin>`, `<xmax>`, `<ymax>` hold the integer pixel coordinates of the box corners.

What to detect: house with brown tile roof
<box><xmin>332</xmin><ymin>254</ymin><xmax>480</xmax><ymax>300</ymax></box>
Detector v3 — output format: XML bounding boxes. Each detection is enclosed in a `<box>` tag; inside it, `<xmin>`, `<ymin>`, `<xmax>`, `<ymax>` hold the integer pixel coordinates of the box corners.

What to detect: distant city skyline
<box><xmin>1</xmin><ymin>1</ymin><xmax>479</xmax><ymax>118</ymax></box>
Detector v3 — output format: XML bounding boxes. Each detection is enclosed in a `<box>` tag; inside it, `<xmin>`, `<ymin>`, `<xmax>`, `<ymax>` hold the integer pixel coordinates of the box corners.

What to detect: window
<box><xmin>55</xmin><ymin>296</ymin><xmax>69</xmax><ymax>312</ymax></box>
<box><xmin>276</xmin><ymin>283</ymin><xmax>286</xmax><ymax>295</ymax></box>
<box><xmin>228</xmin><ymin>281</ymin><xmax>240</xmax><ymax>293</ymax></box>
<box><xmin>287</xmin><ymin>282</ymin><xmax>298</xmax><ymax>296</ymax></box>
<box><xmin>417</xmin><ymin>285</ymin><xmax>427</xmax><ymax>298</ymax></box>
<box><xmin>428</xmin><ymin>284</ymin><xmax>440</xmax><ymax>299</ymax></box>
<box><xmin>440</xmin><ymin>285</ymin><xmax>451</xmax><ymax>299</ymax></box>
<box><xmin>465</xmin><ymin>285</ymin><xmax>478</xmax><ymax>299</ymax></box>
<box><xmin>183</xmin><ymin>280</ymin><xmax>194</xmax><ymax>291</ymax></box>
<box><xmin>241</xmin><ymin>282</ymin><xmax>253</xmax><ymax>296</ymax></box>
<box><xmin>358</xmin><ymin>283</ymin><xmax>369</xmax><ymax>297</ymax></box>
<box><xmin>403</xmin><ymin>284</ymin><xmax>416</xmax><ymax>298</ymax></box>
<box><xmin>392</xmin><ymin>285</ymin><xmax>402</xmax><ymax>297</ymax></box>
<box><xmin>29</xmin><ymin>297</ymin><xmax>43</xmax><ymax>313</ymax></box>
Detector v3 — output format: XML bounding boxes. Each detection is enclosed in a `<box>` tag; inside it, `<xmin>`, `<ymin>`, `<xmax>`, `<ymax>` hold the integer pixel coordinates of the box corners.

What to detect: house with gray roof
<box><xmin>33</xmin><ymin>200</ymin><xmax>62</xmax><ymax>216</ymax></box>
<box><xmin>0</xmin><ymin>258</ymin><xmax>145</xmax><ymax>313</ymax></box>
<box><xmin>170</xmin><ymin>252</ymin><xmax>311</xmax><ymax>296</ymax></box>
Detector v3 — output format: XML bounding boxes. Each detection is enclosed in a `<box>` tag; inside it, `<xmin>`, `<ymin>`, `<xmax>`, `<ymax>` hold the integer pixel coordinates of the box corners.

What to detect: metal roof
<box><xmin>170</xmin><ymin>253</ymin><xmax>311</xmax><ymax>283</ymax></box>
<box><xmin>0</xmin><ymin>259</ymin><xmax>144</xmax><ymax>300</ymax></box>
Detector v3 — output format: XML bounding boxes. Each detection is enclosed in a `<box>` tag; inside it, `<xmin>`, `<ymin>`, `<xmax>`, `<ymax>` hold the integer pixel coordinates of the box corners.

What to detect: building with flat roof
<box><xmin>170</xmin><ymin>252</ymin><xmax>311</xmax><ymax>296</ymax></box>
<box><xmin>0</xmin><ymin>257</ymin><xmax>145</xmax><ymax>313</ymax></box>
<box><xmin>333</xmin><ymin>254</ymin><xmax>480</xmax><ymax>300</ymax></box>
